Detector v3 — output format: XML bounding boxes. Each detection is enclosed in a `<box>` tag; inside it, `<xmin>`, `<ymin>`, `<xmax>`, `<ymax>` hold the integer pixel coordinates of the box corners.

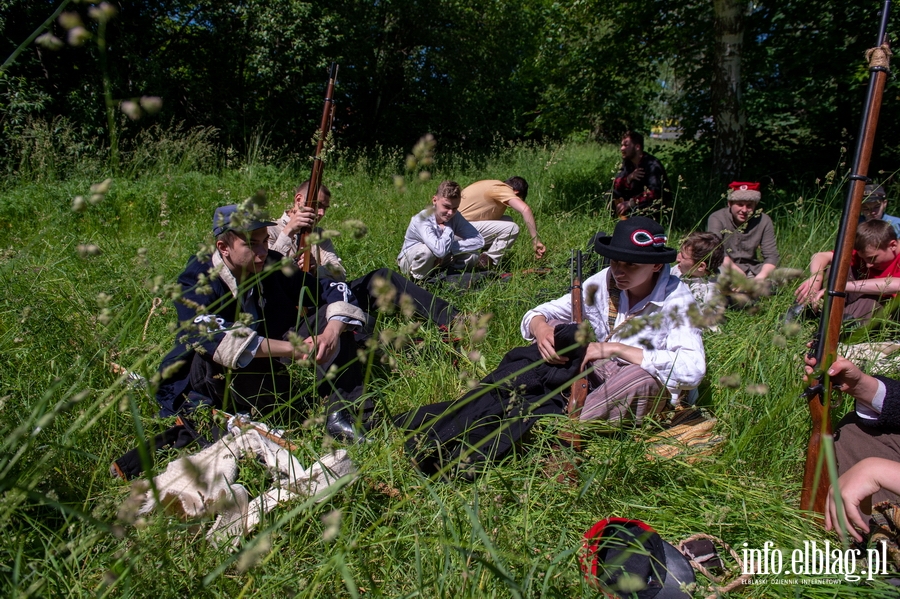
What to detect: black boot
<box><xmin>326</xmin><ymin>411</ymin><xmax>368</xmax><ymax>444</ymax></box>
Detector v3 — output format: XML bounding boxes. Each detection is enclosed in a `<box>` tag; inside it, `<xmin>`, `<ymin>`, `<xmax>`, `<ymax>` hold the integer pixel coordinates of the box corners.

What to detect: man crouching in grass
<box><xmin>399</xmin><ymin>217</ymin><xmax>705</xmax><ymax>478</ymax></box>
<box><xmin>154</xmin><ymin>201</ymin><xmax>371</xmax><ymax>442</ymax></box>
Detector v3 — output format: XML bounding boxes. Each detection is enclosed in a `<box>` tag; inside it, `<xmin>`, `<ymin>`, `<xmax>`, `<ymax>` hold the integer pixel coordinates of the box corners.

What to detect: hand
<box><xmin>615</xmin><ymin>200</ymin><xmax>629</xmax><ymax>217</ymax></box>
<box><xmin>795</xmin><ymin>275</ymin><xmax>823</xmax><ymax>305</ymax></box>
<box><xmin>581</xmin><ymin>342</ymin><xmax>616</xmax><ymax>370</ymax></box>
<box><xmin>303</xmin><ymin>320</ymin><xmax>344</xmax><ymax>365</ymax></box>
<box><xmin>825</xmin><ymin>458</ymin><xmax>887</xmax><ymax>543</ymax></box>
<box><xmin>533</xmin><ymin>240</ymin><xmax>547</xmax><ymax>260</ymax></box>
<box><xmin>804</xmin><ymin>353</ymin><xmax>879</xmax><ymax>405</ymax></box>
<box><xmin>532</xmin><ymin>319</ymin><xmax>567</xmax><ymax>364</ymax></box>
<box><xmin>627</xmin><ymin>167</ymin><xmax>645</xmax><ymax>183</ymax></box>
<box><xmin>296</xmin><ymin>250</ymin><xmax>318</xmax><ymax>273</ymax></box>
<box><xmin>285</xmin><ymin>206</ymin><xmax>316</xmax><ymax>237</ymax></box>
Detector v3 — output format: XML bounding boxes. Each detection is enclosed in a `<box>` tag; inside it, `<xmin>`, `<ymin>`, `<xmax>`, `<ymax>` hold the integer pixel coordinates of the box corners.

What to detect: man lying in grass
<box><xmin>399</xmin><ymin>217</ymin><xmax>705</xmax><ymax>478</ymax></box>
<box><xmin>154</xmin><ymin>201</ymin><xmax>369</xmax><ymax>437</ymax></box>
<box><xmin>268</xmin><ymin>179</ymin><xmax>460</xmax><ymax>341</ymax></box>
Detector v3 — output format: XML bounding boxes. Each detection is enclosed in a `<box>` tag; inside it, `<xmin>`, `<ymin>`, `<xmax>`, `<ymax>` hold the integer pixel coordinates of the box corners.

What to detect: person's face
<box><xmin>675</xmin><ymin>247</ymin><xmax>708</xmax><ymax>277</ymax></box>
<box><xmin>620</xmin><ymin>137</ymin><xmax>640</xmax><ymax>162</ymax></box>
<box><xmin>728</xmin><ymin>200</ymin><xmax>757</xmax><ymax>224</ymax></box>
<box><xmin>219</xmin><ymin>228</ymin><xmax>269</xmax><ymax>276</ymax></box>
<box><xmin>858</xmin><ymin>240</ymin><xmax>899</xmax><ymax>272</ymax></box>
<box><xmin>861</xmin><ymin>199</ymin><xmax>887</xmax><ymax>221</ymax></box>
<box><xmin>432</xmin><ymin>195</ymin><xmax>460</xmax><ymax>225</ymax></box>
<box><xmin>609</xmin><ymin>259</ymin><xmax>662</xmax><ymax>291</ymax></box>
<box><xmin>315</xmin><ymin>192</ymin><xmax>331</xmax><ymax>223</ymax></box>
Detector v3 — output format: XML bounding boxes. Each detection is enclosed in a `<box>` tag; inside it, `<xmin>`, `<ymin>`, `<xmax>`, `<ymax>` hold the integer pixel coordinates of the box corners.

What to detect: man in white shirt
<box><xmin>397</xmin><ymin>180</ymin><xmax>485</xmax><ymax>280</ymax></box>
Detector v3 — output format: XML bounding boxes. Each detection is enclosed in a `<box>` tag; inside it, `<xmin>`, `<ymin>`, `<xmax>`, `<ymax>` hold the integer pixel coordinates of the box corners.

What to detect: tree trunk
<box><xmin>711</xmin><ymin>0</ymin><xmax>745</xmax><ymax>181</ymax></box>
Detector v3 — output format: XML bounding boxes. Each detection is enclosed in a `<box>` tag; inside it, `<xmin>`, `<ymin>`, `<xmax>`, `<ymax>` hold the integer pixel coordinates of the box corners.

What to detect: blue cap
<box><xmin>212</xmin><ymin>204</ymin><xmax>275</xmax><ymax>236</ymax></box>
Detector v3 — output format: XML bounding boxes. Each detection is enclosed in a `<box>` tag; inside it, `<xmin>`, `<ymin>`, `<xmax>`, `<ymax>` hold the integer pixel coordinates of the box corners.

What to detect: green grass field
<box><xmin>1</xmin><ymin>133</ymin><xmax>898</xmax><ymax>598</ymax></box>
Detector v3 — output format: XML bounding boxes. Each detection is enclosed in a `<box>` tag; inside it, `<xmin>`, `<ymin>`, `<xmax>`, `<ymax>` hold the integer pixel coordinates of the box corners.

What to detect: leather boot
<box><xmin>326</xmin><ymin>411</ymin><xmax>367</xmax><ymax>443</ymax></box>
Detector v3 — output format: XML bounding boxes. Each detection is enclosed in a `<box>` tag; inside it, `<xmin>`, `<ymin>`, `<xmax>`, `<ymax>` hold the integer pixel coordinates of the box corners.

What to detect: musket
<box><xmin>801</xmin><ymin>0</ymin><xmax>891</xmax><ymax>515</ymax></box>
<box><xmin>560</xmin><ymin>249</ymin><xmax>590</xmax><ymax>451</ymax></box>
<box><xmin>298</xmin><ymin>62</ymin><xmax>339</xmax><ymax>272</ymax></box>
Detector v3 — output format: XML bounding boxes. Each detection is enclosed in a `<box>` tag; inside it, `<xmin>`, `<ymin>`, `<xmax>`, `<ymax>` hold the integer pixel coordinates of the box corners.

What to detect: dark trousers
<box><xmin>351</xmin><ymin>268</ymin><xmax>458</xmax><ymax>331</ymax></box>
<box><xmin>189</xmin><ymin>311</ymin><xmax>368</xmax><ymax>426</ymax></box>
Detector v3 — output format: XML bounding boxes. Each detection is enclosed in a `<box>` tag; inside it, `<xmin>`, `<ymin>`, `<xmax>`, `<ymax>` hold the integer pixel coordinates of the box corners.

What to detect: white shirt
<box><xmin>397</xmin><ymin>208</ymin><xmax>485</xmax><ymax>263</ymax></box>
<box><xmin>521</xmin><ymin>265</ymin><xmax>706</xmax><ymax>399</ymax></box>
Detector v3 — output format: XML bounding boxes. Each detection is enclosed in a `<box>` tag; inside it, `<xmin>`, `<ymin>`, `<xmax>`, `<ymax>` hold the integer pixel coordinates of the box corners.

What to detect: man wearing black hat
<box><xmin>154</xmin><ymin>201</ymin><xmax>370</xmax><ymax>441</ymax></box>
<box><xmin>523</xmin><ymin>216</ymin><xmax>705</xmax><ymax>423</ymax></box>
<box><xmin>398</xmin><ymin>217</ymin><xmax>705</xmax><ymax>477</ymax></box>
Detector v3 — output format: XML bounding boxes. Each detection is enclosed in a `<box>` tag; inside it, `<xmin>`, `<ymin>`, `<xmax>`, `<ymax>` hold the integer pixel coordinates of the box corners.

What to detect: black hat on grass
<box><xmin>593</xmin><ymin>217</ymin><xmax>677</xmax><ymax>264</ymax></box>
<box><xmin>580</xmin><ymin>518</ymin><xmax>694</xmax><ymax>599</ymax></box>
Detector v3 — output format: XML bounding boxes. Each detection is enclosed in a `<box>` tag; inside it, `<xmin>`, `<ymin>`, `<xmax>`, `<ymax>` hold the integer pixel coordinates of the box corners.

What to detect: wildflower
<box><xmin>138</xmin><ymin>96</ymin><xmax>162</xmax><ymax>114</ymax></box>
<box><xmin>35</xmin><ymin>33</ymin><xmax>64</xmax><ymax>51</ymax></box>
<box><xmin>67</xmin><ymin>26</ymin><xmax>92</xmax><ymax>47</ymax></box>
<box><xmin>120</xmin><ymin>100</ymin><xmax>142</xmax><ymax>120</ymax></box>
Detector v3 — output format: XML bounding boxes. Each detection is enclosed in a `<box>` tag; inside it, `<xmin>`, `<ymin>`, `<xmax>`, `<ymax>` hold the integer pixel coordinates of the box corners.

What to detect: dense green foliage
<box><xmin>1</xmin><ymin>137</ymin><xmax>899</xmax><ymax>597</ymax></box>
<box><xmin>2</xmin><ymin>0</ymin><xmax>899</xmax><ymax>186</ymax></box>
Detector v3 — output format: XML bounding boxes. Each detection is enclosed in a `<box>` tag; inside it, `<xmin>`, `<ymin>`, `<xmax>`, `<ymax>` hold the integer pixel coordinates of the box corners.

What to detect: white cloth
<box><xmin>137</xmin><ymin>423</ymin><xmax>355</xmax><ymax>548</ymax></box>
<box><xmin>521</xmin><ymin>265</ymin><xmax>706</xmax><ymax>400</ymax></box>
<box><xmin>396</xmin><ymin>208</ymin><xmax>484</xmax><ymax>279</ymax></box>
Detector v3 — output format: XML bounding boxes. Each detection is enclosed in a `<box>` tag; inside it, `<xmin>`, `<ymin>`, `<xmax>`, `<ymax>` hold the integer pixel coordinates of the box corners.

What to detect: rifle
<box><xmin>801</xmin><ymin>0</ymin><xmax>892</xmax><ymax>515</ymax></box>
<box><xmin>298</xmin><ymin>62</ymin><xmax>339</xmax><ymax>273</ymax></box>
<box><xmin>560</xmin><ymin>249</ymin><xmax>590</xmax><ymax>450</ymax></box>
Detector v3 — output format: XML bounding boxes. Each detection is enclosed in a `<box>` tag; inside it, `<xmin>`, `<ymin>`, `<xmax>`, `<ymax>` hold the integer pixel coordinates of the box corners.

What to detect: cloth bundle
<box><xmin>137</xmin><ymin>422</ymin><xmax>354</xmax><ymax>547</ymax></box>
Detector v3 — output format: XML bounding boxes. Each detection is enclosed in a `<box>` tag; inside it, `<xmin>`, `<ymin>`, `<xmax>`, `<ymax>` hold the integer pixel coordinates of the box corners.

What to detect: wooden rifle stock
<box><xmin>801</xmin><ymin>0</ymin><xmax>891</xmax><ymax>515</ymax></box>
<box><xmin>298</xmin><ymin>62</ymin><xmax>339</xmax><ymax>272</ymax></box>
<box><xmin>561</xmin><ymin>249</ymin><xmax>589</xmax><ymax>450</ymax></box>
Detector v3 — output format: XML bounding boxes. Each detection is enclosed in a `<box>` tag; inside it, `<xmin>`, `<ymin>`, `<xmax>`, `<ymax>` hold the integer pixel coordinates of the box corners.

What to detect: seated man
<box><xmin>397</xmin><ymin>180</ymin><xmax>485</xmax><ymax>280</ymax></box>
<box><xmin>672</xmin><ymin>231</ymin><xmax>725</xmax><ymax>309</ymax></box>
<box><xmin>459</xmin><ymin>177</ymin><xmax>546</xmax><ymax>267</ymax></box>
<box><xmin>804</xmin><ymin>354</ymin><xmax>900</xmax><ymax>515</ymax></box>
<box><xmin>860</xmin><ymin>183</ymin><xmax>900</xmax><ymax>237</ymax></box>
<box><xmin>707</xmin><ymin>182</ymin><xmax>779</xmax><ymax>282</ymax></box>
<box><xmin>154</xmin><ymin>201</ymin><xmax>369</xmax><ymax>440</ymax></box>
<box><xmin>398</xmin><ymin>217</ymin><xmax>705</xmax><ymax>477</ymax></box>
<box><xmin>794</xmin><ymin>219</ymin><xmax>900</xmax><ymax>324</ymax></box>
<box><xmin>612</xmin><ymin>130</ymin><xmax>671</xmax><ymax>219</ymax></box>
<box><xmin>268</xmin><ymin>180</ymin><xmax>460</xmax><ymax>336</ymax></box>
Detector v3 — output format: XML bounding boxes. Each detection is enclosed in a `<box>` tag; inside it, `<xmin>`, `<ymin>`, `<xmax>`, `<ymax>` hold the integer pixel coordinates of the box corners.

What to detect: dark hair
<box><xmin>682</xmin><ymin>232</ymin><xmax>725</xmax><ymax>272</ymax></box>
<box><xmin>622</xmin><ymin>130</ymin><xmax>644</xmax><ymax>149</ymax></box>
<box><xmin>855</xmin><ymin>218</ymin><xmax>898</xmax><ymax>251</ymax></box>
<box><xmin>216</xmin><ymin>229</ymin><xmax>244</xmax><ymax>246</ymax></box>
<box><xmin>504</xmin><ymin>176</ymin><xmax>529</xmax><ymax>200</ymax></box>
<box><xmin>435</xmin><ymin>180</ymin><xmax>462</xmax><ymax>201</ymax></box>
<box><xmin>295</xmin><ymin>180</ymin><xmax>332</xmax><ymax>201</ymax></box>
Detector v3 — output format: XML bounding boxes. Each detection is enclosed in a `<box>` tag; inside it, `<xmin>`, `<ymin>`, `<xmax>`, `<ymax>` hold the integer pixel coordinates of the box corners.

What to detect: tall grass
<box><xmin>0</xmin><ymin>135</ymin><xmax>898</xmax><ymax>597</ymax></box>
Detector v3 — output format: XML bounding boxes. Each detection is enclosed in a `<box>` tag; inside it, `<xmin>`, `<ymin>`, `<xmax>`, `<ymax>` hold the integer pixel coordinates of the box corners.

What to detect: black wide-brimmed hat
<box><xmin>580</xmin><ymin>518</ymin><xmax>695</xmax><ymax>599</ymax></box>
<box><xmin>593</xmin><ymin>216</ymin><xmax>677</xmax><ymax>264</ymax></box>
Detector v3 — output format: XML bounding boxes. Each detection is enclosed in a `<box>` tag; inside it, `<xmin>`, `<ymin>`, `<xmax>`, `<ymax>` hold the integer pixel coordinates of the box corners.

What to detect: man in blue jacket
<box><xmin>154</xmin><ymin>202</ymin><xmax>369</xmax><ymax>441</ymax></box>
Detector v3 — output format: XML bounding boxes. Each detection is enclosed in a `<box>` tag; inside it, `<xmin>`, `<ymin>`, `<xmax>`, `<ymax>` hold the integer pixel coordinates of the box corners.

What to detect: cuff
<box><xmin>325</xmin><ymin>301</ymin><xmax>366</xmax><ymax>328</ymax></box>
<box><xmin>212</xmin><ymin>327</ymin><xmax>260</xmax><ymax>369</ymax></box>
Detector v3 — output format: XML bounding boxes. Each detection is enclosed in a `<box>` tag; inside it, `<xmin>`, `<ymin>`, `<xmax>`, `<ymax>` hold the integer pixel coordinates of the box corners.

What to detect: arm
<box><xmin>795</xmin><ymin>251</ymin><xmax>835</xmax><ymax>304</ymax></box>
<box><xmin>617</xmin><ymin>284</ymin><xmax>706</xmax><ymax>393</ymax></box>
<box><xmin>311</xmin><ymin>237</ymin><xmax>347</xmax><ymax>281</ymax></box>
<box><xmin>507</xmin><ymin>197</ymin><xmax>546</xmax><ymax>259</ymax></box>
<box><xmin>409</xmin><ymin>212</ymin><xmax>455</xmax><ymax>258</ymax></box>
<box><xmin>581</xmin><ymin>342</ymin><xmax>644</xmax><ymax>369</ymax></box>
<box><xmin>267</xmin><ymin>208</ymin><xmax>316</xmax><ymax>257</ymax></box>
<box><xmin>631</xmin><ymin>159</ymin><xmax>663</xmax><ymax>211</ymax></box>
<box><xmin>755</xmin><ymin>217</ymin><xmax>779</xmax><ymax>280</ymax></box>
<box><xmin>846</xmin><ymin>276</ymin><xmax>900</xmax><ymax>296</ymax></box>
<box><xmin>826</xmin><ymin>457</ymin><xmax>900</xmax><ymax>542</ymax></box>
